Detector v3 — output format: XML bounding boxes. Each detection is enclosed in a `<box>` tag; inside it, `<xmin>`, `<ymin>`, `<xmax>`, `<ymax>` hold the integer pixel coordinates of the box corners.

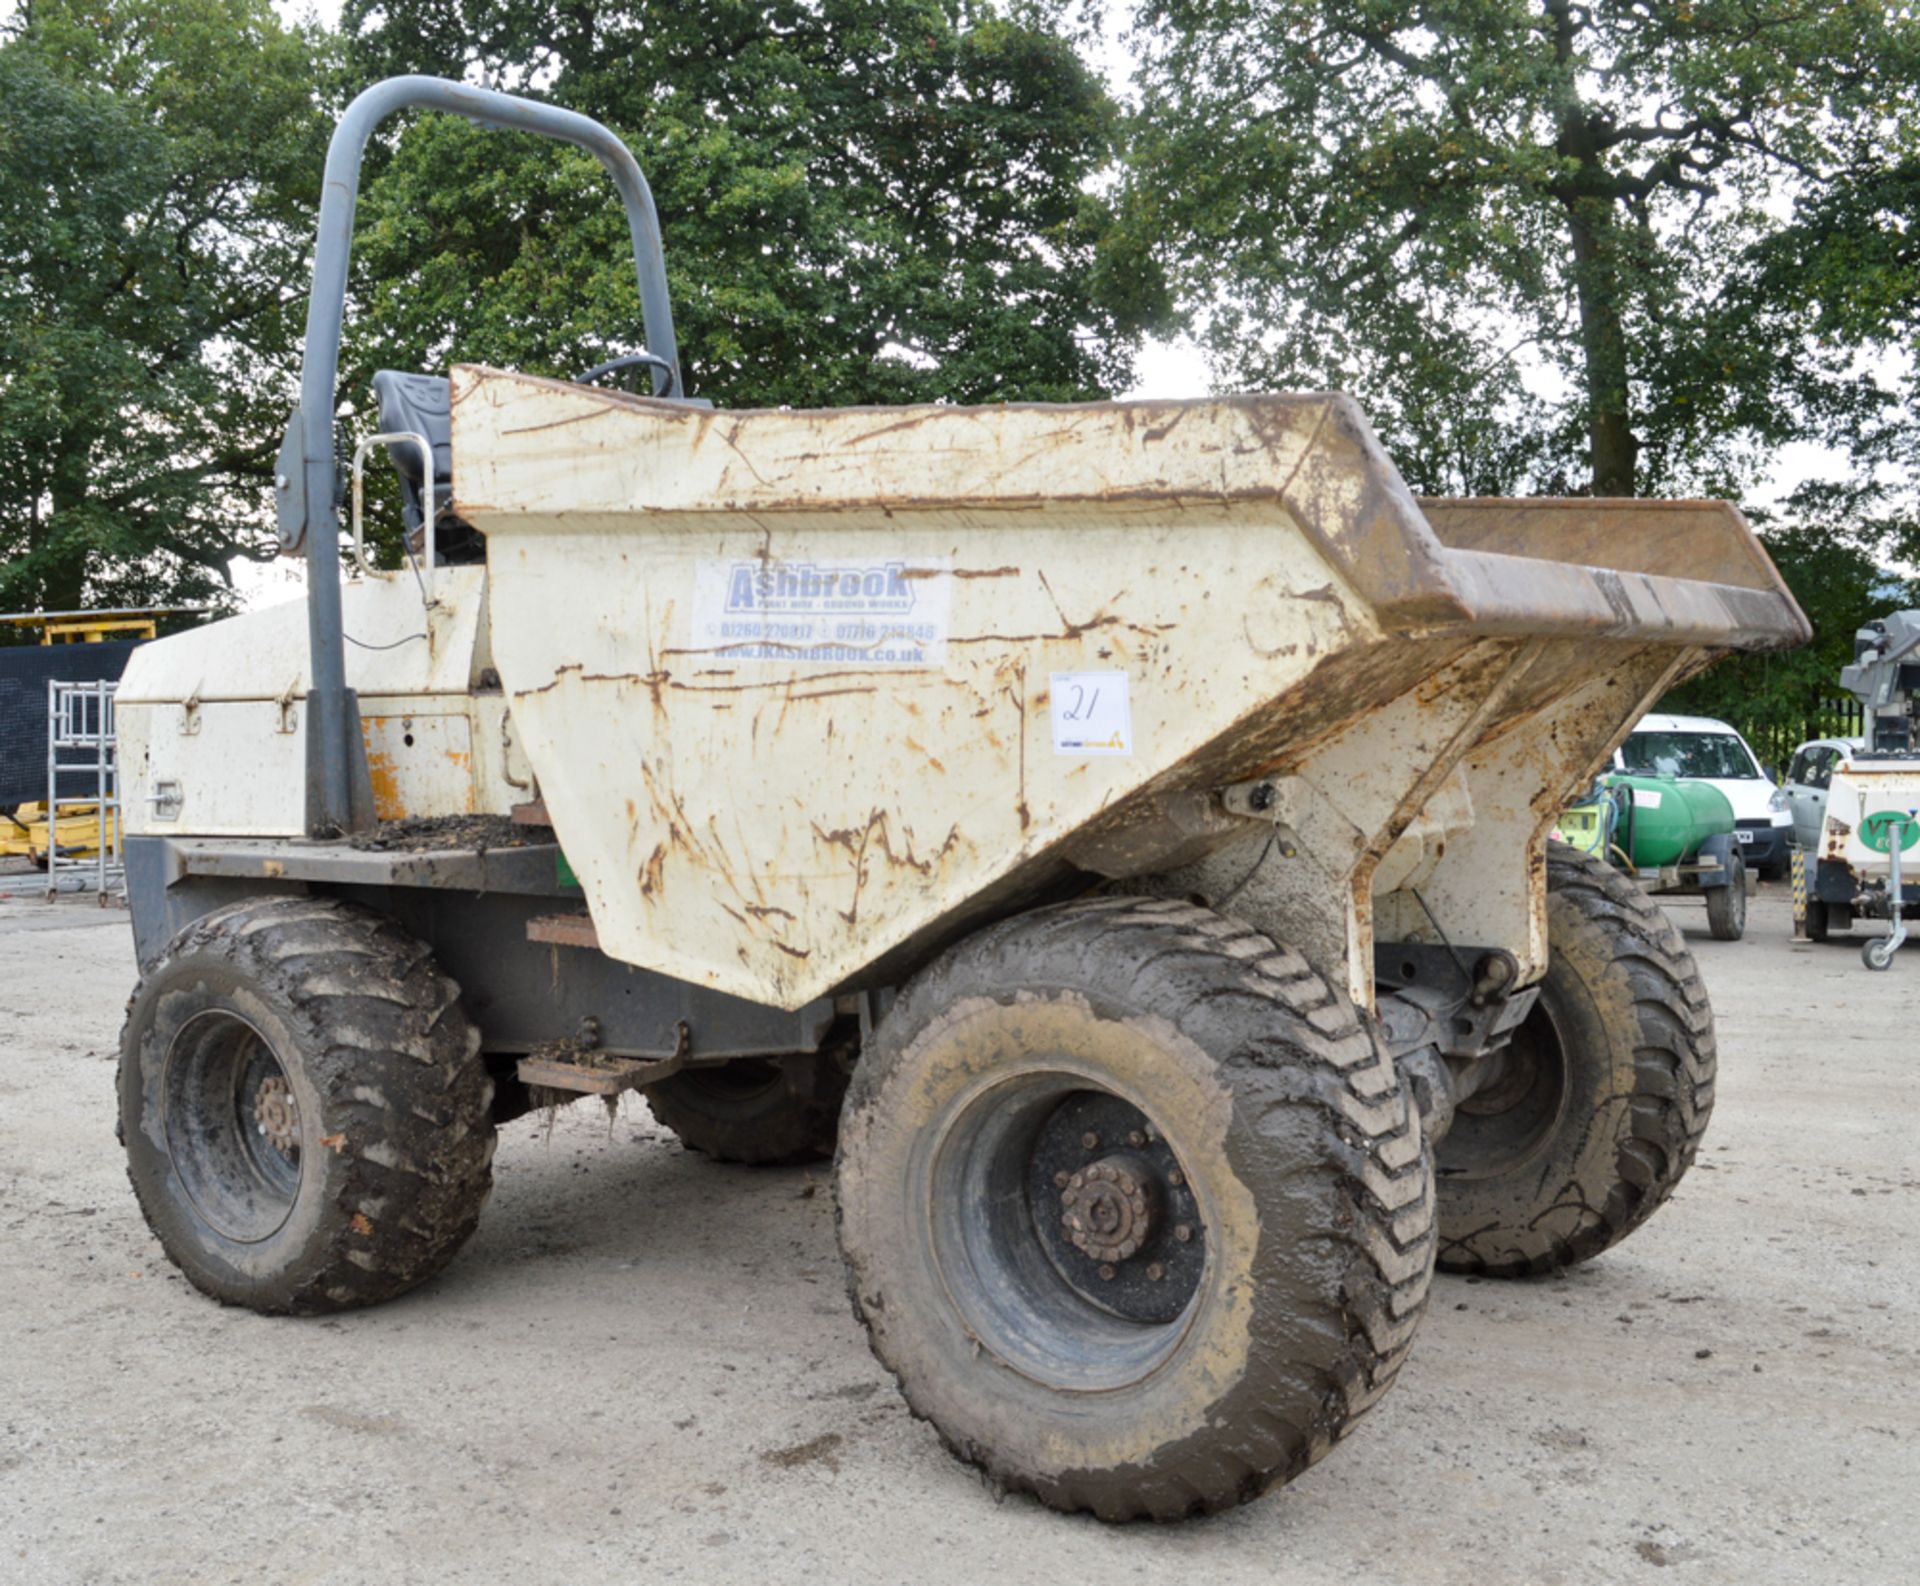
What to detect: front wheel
<box><xmin>119</xmin><ymin>897</ymin><xmax>495</xmax><ymax>1314</ymax></box>
<box><xmin>1436</xmin><ymin>845</ymin><xmax>1715</xmax><ymax>1277</ymax></box>
<box><xmin>836</xmin><ymin>897</ymin><xmax>1434</xmax><ymax>1521</ymax></box>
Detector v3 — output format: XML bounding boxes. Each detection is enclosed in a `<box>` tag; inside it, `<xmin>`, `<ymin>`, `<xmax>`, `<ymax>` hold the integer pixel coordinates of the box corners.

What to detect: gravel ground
<box><xmin>2</xmin><ymin>886</ymin><xmax>1915</xmax><ymax>1585</ymax></box>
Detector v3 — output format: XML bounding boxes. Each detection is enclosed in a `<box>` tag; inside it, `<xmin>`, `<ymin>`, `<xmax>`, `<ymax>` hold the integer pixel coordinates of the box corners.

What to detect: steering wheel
<box><xmin>573</xmin><ymin>350</ymin><xmax>678</xmax><ymax>398</ymax></box>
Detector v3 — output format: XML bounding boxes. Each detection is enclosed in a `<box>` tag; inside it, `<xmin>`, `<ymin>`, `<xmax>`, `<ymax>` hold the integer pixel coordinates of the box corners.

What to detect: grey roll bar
<box><xmin>277</xmin><ymin>75</ymin><xmax>682</xmax><ymax>836</ymax></box>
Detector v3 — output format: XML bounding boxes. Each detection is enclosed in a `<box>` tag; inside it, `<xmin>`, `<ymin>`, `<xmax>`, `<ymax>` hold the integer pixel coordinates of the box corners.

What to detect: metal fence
<box><xmin>45</xmin><ymin>678</ymin><xmax>121</xmax><ymax>897</ymax></box>
<box><xmin>1742</xmin><ymin>696</ymin><xmax>1867</xmax><ymax>780</ymax></box>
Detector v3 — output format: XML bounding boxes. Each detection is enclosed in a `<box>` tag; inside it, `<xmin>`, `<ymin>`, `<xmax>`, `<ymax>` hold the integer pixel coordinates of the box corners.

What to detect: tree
<box><xmin>1662</xmin><ymin>492</ymin><xmax>1918</xmax><ymax>771</ymax></box>
<box><xmin>336</xmin><ymin>0</ymin><xmax>1165</xmax><ymax>412</ymax></box>
<box><xmin>1122</xmin><ymin>1</ymin><xmax>1920</xmax><ymax>499</ymax></box>
<box><xmin>1733</xmin><ymin>154</ymin><xmax>1920</xmax><ymax>522</ymax></box>
<box><xmin>0</xmin><ymin>0</ymin><xmax>332</xmax><ymax>621</ymax></box>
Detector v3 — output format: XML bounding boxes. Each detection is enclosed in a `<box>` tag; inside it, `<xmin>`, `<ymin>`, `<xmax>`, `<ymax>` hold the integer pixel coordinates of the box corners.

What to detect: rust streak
<box><xmin>717</xmin><ymin>422</ymin><xmax>772</xmax><ymax>487</ymax></box>
<box><xmin>1010</xmin><ymin>662</ymin><xmax>1030</xmax><ymax>831</ymax></box>
<box><xmin>514</xmin><ymin>666</ymin><xmax>674</xmax><ymax>700</ymax></box>
<box><xmin>787</xmin><ymin>686</ymin><xmax>878</xmax><ymax>703</ymax></box>
<box><xmin>841</xmin><ymin>412</ymin><xmax>944</xmax><ymax>446</ymax></box>
<box><xmin>639</xmin><ymin>841</ymin><xmax>668</xmax><ymax>898</ymax></box>
<box><xmin>662</xmin><ymin>630</ymin><xmax>925</xmax><ymax>662</ymax></box>
<box><xmin>655</xmin><ymin>666</ymin><xmax>889</xmax><ymax>689</ymax></box>
<box><xmin>1241</xmin><ymin>612</ymin><xmax>1300</xmax><ymax>662</ymax></box>
<box><xmin>499</xmin><ymin>405</ymin><xmax>620</xmax><ymax>437</ymax></box>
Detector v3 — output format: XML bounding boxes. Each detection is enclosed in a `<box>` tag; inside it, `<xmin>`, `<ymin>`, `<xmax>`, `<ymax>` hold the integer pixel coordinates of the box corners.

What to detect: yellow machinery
<box><xmin>0</xmin><ymin>609</ymin><xmax>191</xmax><ymax>866</ymax></box>
<box><xmin>0</xmin><ymin>802</ymin><xmax>116</xmax><ymax>863</ymax></box>
<box><xmin>0</xmin><ymin>608</ymin><xmax>171</xmax><ymax>644</ymax></box>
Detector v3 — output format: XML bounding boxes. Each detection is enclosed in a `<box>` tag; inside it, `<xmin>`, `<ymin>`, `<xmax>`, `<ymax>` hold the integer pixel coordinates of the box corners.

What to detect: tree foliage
<box><xmin>338</xmin><ymin>0</ymin><xmax>1165</xmax><ymax>411</ymax></box>
<box><xmin>0</xmin><ymin>0</ymin><xmax>1157</xmax><ymax>615</ymax></box>
<box><xmin>0</xmin><ymin>0</ymin><xmax>331</xmax><ymax>620</ymax></box>
<box><xmin>1663</xmin><ymin>492</ymin><xmax>1919</xmax><ymax>771</ymax></box>
<box><xmin>1123</xmin><ymin>1</ymin><xmax>1920</xmax><ymax>499</ymax></box>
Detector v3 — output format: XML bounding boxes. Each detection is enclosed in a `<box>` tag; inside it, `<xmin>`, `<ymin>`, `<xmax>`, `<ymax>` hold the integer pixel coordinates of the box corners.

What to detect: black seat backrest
<box><xmin>370</xmin><ymin>370</ymin><xmax>482</xmax><ymax>563</ymax></box>
<box><xmin>371</xmin><ymin>370</ymin><xmax>452</xmax><ymax>522</ymax></box>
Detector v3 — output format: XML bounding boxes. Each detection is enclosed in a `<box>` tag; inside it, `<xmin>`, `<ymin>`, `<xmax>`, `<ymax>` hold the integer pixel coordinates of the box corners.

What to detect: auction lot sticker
<box><xmin>1051</xmin><ymin>671</ymin><xmax>1132</xmax><ymax>756</ymax></box>
<box><xmin>691</xmin><ymin>557</ymin><xmax>951</xmax><ymax>665</ymax></box>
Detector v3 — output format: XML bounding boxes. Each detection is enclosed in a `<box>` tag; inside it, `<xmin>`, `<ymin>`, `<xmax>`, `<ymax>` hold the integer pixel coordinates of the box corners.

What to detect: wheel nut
<box><xmin>1098</xmin><ymin>1264</ymin><xmax>1116</xmax><ymax>1281</ymax></box>
<box><xmin>1175</xmin><ymin>1224</ymin><xmax>1193</xmax><ymax>1243</ymax></box>
<box><xmin>1168</xmin><ymin>1168</ymin><xmax>1185</xmax><ymax>1188</ymax></box>
<box><xmin>1053</xmin><ymin>1170</ymin><xmax>1070</xmax><ymax>1188</ymax></box>
<box><xmin>1128</xmin><ymin>1130</ymin><xmax>1145</xmax><ymax>1147</ymax></box>
<box><xmin>1081</xmin><ymin>1132</ymin><xmax>1099</xmax><ymax>1151</ymax></box>
<box><xmin>1146</xmin><ymin>1262</ymin><xmax>1165</xmax><ymax>1282</ymax></box>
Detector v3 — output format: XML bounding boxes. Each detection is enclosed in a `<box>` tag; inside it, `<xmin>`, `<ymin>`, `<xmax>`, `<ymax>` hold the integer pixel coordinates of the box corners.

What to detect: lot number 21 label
<box><xmin>1050</xmin><ymin>672</ymin><xmax>1132</xmax><ymax>756</ymax></box>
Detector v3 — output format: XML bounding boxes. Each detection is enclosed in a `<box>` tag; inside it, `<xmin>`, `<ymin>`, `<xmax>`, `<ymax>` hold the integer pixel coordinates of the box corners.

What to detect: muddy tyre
<box><xmin>119</xmin><ymin>897</ymin><xmax>495</xmax><ymax>1314</ymax></box>
<box><xmin>1436</xmin><ymin>844</ymin><xmax>1715</xmax><ymax>1277</ymax></box>
<box><xmin>646</xmin><ymin>1052</ymin><xmax>847</xmax><ymax>1165</ymax></box>
<box><xmin>836</xmin><ymin>897</ymin><xmax>1435</xmax><ymax>1521</ymax></box>
<box><xmin>1705</xmin><ymin>850</ymin><xmax>1747</xmax><ymax>940</ymax></box>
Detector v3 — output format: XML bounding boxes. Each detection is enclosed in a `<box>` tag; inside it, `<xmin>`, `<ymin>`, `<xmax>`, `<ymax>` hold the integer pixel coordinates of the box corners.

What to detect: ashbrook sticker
<box><xmin>690</xmin><ymin>557</ymin><xmax>952</xmax><ymax>665</ymax></box>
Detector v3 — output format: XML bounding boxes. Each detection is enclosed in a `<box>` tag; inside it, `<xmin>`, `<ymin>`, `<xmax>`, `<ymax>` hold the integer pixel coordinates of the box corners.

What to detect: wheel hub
<box><xmin>1060</xmin><ymin>1156</ymin><xmax>1155</xmax><ymax>1262</ymax></box>
<box><xmin>253</xmin><ymin>1074</ymin><xmax>299</xmax><ymax>1154</ymax></box>
<box><xmin>1024</xmin><ymin>1091</ymin><xmax>1205</xmax><ymax>1325</ymax></box>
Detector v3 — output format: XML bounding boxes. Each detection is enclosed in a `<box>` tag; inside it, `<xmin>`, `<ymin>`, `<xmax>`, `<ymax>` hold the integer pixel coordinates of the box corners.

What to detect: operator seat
<box><xmin>370</xmin><ymin>370</ymin><xmax>483</xmax><ymax>564</ymax></box>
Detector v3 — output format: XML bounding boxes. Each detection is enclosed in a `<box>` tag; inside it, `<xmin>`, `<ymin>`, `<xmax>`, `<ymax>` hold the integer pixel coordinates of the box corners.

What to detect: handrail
<box><xmin>281</xmin><ymin>75</ymin><xmax>681</xmax><ymax>836</ymax></box>
<box><xmin>350</xmin><ymin>432</ymin><xmax>437</xmax><ymax>611</ymax></box>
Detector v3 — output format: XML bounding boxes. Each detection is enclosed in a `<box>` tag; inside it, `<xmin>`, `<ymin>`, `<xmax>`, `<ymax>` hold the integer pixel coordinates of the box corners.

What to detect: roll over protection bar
<box><xmin>276</xmin><ymin>75</ymin><xmax>681</xmax><ymax>836</ymax></box>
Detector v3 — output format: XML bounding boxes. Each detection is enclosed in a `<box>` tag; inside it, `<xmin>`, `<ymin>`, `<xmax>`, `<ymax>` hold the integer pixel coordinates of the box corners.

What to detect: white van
<box><xmin>1612</xmin><ymin>713</ymin><xmax>1793</xmax><ymax>877</ymax></box>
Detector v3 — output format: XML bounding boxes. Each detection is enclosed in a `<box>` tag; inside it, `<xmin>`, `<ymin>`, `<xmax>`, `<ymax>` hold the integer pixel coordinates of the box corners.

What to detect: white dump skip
<box><xmin>452</xmin><ymin>368</ymin><xmax>1807</xmax><ymax>1010</ymax></box>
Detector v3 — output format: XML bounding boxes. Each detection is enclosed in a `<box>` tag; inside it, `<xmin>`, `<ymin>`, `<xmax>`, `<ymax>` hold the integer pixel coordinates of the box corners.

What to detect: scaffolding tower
<box><xmin>45</xmin><ymin>678</ymin><xmax>121</xmax><ymax>898</ymax></box>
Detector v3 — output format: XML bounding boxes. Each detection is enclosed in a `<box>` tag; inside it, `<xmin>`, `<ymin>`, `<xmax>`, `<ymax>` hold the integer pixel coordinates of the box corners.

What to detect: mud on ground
<box><xmin>1</xmin><ymin>888</ymin><xmax>1915</xmax><ymax>1585</ymax></box>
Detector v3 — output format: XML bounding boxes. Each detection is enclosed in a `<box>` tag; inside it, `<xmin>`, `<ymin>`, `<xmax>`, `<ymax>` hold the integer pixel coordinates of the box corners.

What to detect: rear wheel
<box><xmin>119</xmin><ymin>897</ymin><xmax>495</xmax><ymax>1314</ymax></box>
<box><xmin>646</xmin><ymin>1050</ymin><xmax>848</xmax><ymax>1165</ymax></box>
<box><xmin>1806</xmin><ymin>899</ymin><xmax>1831</xmax><ymax>941</ymax></box>
<box><xmin>836</xmin><ymin>897</ymin><xmax>1434</xmax><ymax>1520</ymax></box>
<box><xmin>1705</xmin><ymin>850</ymin><xmax>1747</xmax><ymax>940</ymax></box>
<box><xmin>1436</xmin><ymin>845</ymin><xmax>1715</xmax><ymax>1277</ymax></box>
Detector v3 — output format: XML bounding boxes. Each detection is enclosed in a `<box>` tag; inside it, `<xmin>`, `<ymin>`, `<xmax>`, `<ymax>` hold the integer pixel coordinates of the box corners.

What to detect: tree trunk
<box><xmin>41</xmin><ymin>434</ymin><xmax>93</xmax><ymax>613</ymax></box>
<box><xmin>1566</xmin><ymin>196</ymin><xmax>1638</xmax><ymax>497</ymax></box>
<box><xmin>1547</xmin><ymin>1</ymin><xmax>1638</xmax><ymax>498</ymax></box>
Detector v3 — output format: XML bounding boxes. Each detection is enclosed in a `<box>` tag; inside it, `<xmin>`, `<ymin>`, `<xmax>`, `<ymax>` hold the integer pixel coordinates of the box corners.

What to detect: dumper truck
<box><xmin>111</xmin><ymin>78</ymin><xmax>1810</xmax><ymax>1520</ymax></box>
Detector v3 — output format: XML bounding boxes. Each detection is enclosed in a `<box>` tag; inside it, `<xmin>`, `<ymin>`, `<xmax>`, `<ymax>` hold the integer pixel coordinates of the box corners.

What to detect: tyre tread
<box><xmin>837</xmin><ymin>896</ymin><xmax>1435</xmax><ymax>1521</ymax></box>
<box><xmin>119</xmin><ymin>896</ymin><xmax>493</xmax><ymax>1315</ymax></box>
<box><xmin>1437</xmin><ymin>844</ymin><xmax>1715</xmax><ymax>1277</ymax></box>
